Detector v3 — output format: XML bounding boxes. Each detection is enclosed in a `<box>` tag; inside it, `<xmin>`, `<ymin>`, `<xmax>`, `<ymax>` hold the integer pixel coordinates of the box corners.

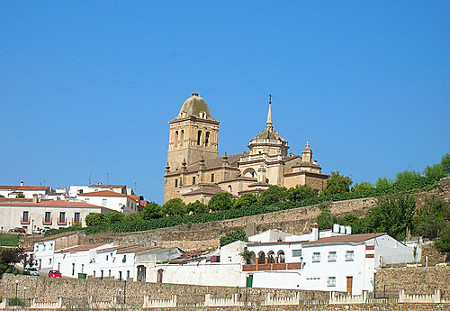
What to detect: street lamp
<box><xmin>15</xmin><ymin>280</ymin><xmax>19</xmax><ymax>305</ymax></box>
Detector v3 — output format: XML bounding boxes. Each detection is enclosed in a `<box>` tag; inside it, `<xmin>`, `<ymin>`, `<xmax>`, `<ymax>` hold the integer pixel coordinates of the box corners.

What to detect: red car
<box><xmin>48</xmin><ymin>270</ymin><xmax>62</xmax><ymax>278</ymax></box>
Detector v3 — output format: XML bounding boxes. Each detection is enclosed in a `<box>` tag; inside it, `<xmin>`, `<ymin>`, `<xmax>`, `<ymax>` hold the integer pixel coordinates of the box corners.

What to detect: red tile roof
<box><xmin>0</xmin><ymin>200</ymin><xmax>102</xmax><ymax>208</ymax></box>
<box><xmin>56</xmin><ymin>243</ymin><xmax>109</xmax><ymax>253</ymax></box>
<box><xmin>303</xmin><ymin>233</ymin><xmax>386</xmax><ymax>246</ymax></box>
<box><xmin>78</xmin><ymin>190</ymin><xmax>138</xmax><ymax>201</ymax></box>
<box><xmin>97</xmin><ymin>244</ymin><xmax>140</xmax><ymax>253</ymax></box>
<box><xmin>117</xmin><ymin>246</ymin><xmax>157</xmax><ymax>254</ymax></box>
<box><xmin>0</xmin><ymin>185</ymin><xmax>50</xmax><ymax>191</ymax></box>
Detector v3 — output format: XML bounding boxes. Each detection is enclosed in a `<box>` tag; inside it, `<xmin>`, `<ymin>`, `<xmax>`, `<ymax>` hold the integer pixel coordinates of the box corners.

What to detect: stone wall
<box><xmin>375</xmin><ymin>266</ymin><xmax>450</xmax><ymax>297</ymax></box>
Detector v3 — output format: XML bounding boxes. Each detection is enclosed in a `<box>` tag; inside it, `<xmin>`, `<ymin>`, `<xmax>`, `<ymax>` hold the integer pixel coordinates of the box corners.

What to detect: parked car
<box><xmin>32</xmin><ymin>228</ymin><xmax>48</xmax><ymax>235</ymax></box>
<box><xmin>8</xmin><ymin>227</ymin><xmax>26</xmax><ymax>234</ymax></box>
<box><xmin>26</xmin><ymin>267</ymin><xmax>40</xmax><ymax>276</ymax></box>
<box><xmin>48</xmin><ymin>270</ymin><xmax>62</xmax><ymax>278</ymax></box>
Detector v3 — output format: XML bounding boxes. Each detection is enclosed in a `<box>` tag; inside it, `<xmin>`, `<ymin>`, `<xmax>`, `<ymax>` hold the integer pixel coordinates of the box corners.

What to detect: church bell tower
<box><xmin>166</xmin><ymin>93</ymin><xmax>220</xmax><ymax>172</ymax></box>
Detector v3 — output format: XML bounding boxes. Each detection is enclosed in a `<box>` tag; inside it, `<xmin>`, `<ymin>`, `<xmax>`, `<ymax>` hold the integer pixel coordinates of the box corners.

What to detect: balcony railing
<box><xmin>42</xmin><ymin>217</ymin><xmax>52</xmax><ymax>225</ymax></box>
<box><xmin>73</xmin><ymin>217</ymin><xmax>82</xmax><ymax>224</ymax></box>
<box><xmin>57</xmin><ymin>218</ymin><xmax>67</xmax><ymax>225</ymax></box>
<box><xmin>242</xmin><ymin>262</ymin><xmax>301</xmax><ymax>272</ymax></box>
<box><xmin>20</xmin><ymin>217</ymin><xmax>30</xmax><ymax>224</ymax></box>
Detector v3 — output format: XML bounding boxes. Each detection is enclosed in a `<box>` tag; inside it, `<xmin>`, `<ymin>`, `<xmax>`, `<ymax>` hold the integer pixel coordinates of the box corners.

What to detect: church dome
<box><xmin>177</xmin><ymin>93</ymin><xmax>215</xmax><ymax>120</ymax></box>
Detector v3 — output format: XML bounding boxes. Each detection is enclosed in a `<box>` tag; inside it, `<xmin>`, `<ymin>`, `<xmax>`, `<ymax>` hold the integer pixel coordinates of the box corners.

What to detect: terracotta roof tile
<box><xmin>303</xmin><ymin>233</ymin><xmax>386</xmax><ymax>246</ymax></box>
<box><xmin>0</xmin><ymin>185</ymin><xmax>51</xmax><ymax>191</ymax></box>
<box><xmin>116</xmin><ymin>246</ymin><xmax>158</xmax><ymax>253</ymax></box>
<box><xmin>56</xmin><ymin>243</ymin><xmax>109</xmax><ymax>253</ymax></box>
<box><xmin>78</xmin><ymin>190</ymin><xmax>138</xmax><ymax>201</ymax></box>
<box><xmin>97</xmin><ymin>244</ymin><xmax>140</xmax><ymax>253</ymax></box>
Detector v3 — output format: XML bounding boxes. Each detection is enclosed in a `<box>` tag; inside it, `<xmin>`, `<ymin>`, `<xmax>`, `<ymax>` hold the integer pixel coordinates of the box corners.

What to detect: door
<box><xmin>246</xmin><ymin>275</ymin><xmax>253</xmax><ymax>288</ymax></box>
<box><xmin>346</xmin><ymin>276</ymin><xmax>353</xmax><ymax>294</ymax></box>
<box><xmin>157</xmin><ymin>269</ymin><xmax>164</xmax><ymax>283</ymax></box>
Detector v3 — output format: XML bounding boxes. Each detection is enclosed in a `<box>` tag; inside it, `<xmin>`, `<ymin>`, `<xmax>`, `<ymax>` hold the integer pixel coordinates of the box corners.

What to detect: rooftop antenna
<box><xmin>134</xmin><ymin>182</ymin><xmax>137</xmax><ymax>192</ymax></box>
<box><xmin>89</xmin><ymin>175</ymin><xmax>92</xmax><ymax>185</ymax></box>
<box><xmin>106</xmin><ymin>172</ymin><xmax>109</xmax><ymax>185</ymax></box>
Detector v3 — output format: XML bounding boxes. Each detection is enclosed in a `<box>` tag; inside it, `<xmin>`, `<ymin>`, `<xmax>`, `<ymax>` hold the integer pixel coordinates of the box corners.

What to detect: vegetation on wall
<box><xmin>45</xmin><ymin>152</ymin><xmax>450</xmax><ymax>251</ymax></box>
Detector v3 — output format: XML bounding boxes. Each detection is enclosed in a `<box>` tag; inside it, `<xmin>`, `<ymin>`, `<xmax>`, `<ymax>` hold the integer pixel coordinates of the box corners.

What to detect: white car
<box><xmin>26</xmin><ymin>267</ymin><xmax>40</xmax><ymax>276</ymax></box>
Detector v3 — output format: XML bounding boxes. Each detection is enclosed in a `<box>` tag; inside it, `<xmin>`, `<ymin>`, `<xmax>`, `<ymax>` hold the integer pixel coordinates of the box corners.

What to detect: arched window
<box><xmin>174</xmin><ymin>131</ymin><xmax>179</xmax><ymax>148</ymax></box>
<box><xmin>249</xmin><ymin>252</ymin><xmax>256</xmax><ymax>265</ymax></box>
<box><xmin>197</xmin><ymin>130</ymin><xmax>202</xmax><ymax>145</ymax></box>
<box><xmin>258</xmin><ymin>252</ymin><xmax>266</xmax><ymax>265</ymax></box>
<box><xmin>228</xmin><ymin>185</ymin><xmax>232</xmax><ymax>193</ymax></box>
<box><xmin>268</xmin><ymin>251</ymin><xmax>275</xmax><ymax>264</ymax></box>
<box><xmin>205</xmin><ymin>132</ymin><xmax>210</xmax><ymax>146</ymax></box>
<box><xmin>277</xmin><ymin>251</ymin><xmax>285</xmax><ymax>263</ymax></box>
<box><xmin>180</xmin><ymin>130</ymin><xmax>184</xmax><ymax>146</ymax></box>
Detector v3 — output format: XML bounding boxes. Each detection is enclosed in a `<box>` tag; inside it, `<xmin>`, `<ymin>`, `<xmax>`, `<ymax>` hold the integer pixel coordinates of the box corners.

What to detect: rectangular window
<box><xmin>327</xmin><ymin>277</ymin><xmax>336</xmax><ymax>287</ymax></box>
<box><xmin>49</xmin><ymin>258</ymin><xmax>52</xmax><ymax>265</ymax></box>
<box><xmin>328</xmin><ymin>251</ymin><xmax>337</xmax><ymax>262</ymax></box>
<box><xmin>74</xmin><ymin>212</ymin><xmax>80</xmax><ymax>223</ymax></box>
<box><xmin>59</xmin><ymin>212</ymin><xmax>66</xmax><ymax>223</ymax></box>
<box><xmin>102</xmin><ymin>199</ymin><xmax>107</xmax><ymax>206</ymax></box>
<box><xmin>109</xmin><ymin>270</ymin><xmax>111</xmax><ymax>277</ymax></box>
<box><xmin>312</xmin><ymin>252</ymin><xmax>321</xmax><ymax>263</ymax></box>
<box><xmin>22</xmin><ymin>211</ymin><xmax>29</xmax><ymax>222</ymax></box>
<box><xmin>192</xmin><ymin>176</ymin><xmax>196</xmax><ymax>184</ymax></box>
<box><xmin>345</xmin><ymin>251</ymin><xmax>354</xmax><ymax>261</ymax></box>
<box><xmin>292</xmin><ymin>249</ymin><xmax>302</xmax><ymax>257</ymax></box>
<box><xmin>175</xmin><ymin>179</ymin><xmax>178</xmax><ymax>187</ymax></box>
<box><xmin>122</xmin><ymin>255</ymin><xmax>126</xmax><ymax>263</ymax></box>
<box><xmin>119</xmin><ymin>271</ymin><xmax>122</xmax><ymax>281</ymax></box>
<box><xmin>106</xmin><ymin>255</ymin><xmax>109</xmax><ymax>261</ymax></box>
<box><xmin>127</xmin><ymin>270</ymin><xmax>130</xmax><ymax>279</ymax></box>
<box><xmin>45</xmin><ymin>212</ymin><xmax>51</xmax><ymax>222</ymax></box>
<box><xmin>81</xmin><ymin>264</ymin><xmax>84</xmax><ymax>273</ymax></box>
<box><xmin>211</xmin><ymin>173</ymin><xmax>215</xmax><ymax>182</ymax></box>
<box><xmin>72</xmin><ymin>263</ymin><xmax>75</xmax><ymax>276</ymax></box>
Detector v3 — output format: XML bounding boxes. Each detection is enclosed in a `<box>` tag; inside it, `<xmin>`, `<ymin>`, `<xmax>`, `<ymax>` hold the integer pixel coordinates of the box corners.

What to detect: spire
<box><xmin>266</xmin><ymin>94</ymin><xmax>273</xmax><ymax>130</ymax></box>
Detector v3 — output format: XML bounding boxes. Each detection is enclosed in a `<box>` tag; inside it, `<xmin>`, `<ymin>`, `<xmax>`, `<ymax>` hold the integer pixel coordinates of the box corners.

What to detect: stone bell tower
<box><xmin>166</xmin><ymin>93</ymin><xmax>220</xmax><ymax>172</ymax></box>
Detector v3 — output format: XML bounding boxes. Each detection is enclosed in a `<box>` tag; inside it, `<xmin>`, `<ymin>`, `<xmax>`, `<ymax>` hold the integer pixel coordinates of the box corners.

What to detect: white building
<box><xmin>0</xmin><ymin>197</ymin><xmax>114</xmax><ymax>233</ymax></box>
<box><xmin>33</xmin><ymin>238</ymin><xmax>57</xmax><ymax>272</ymax></box>
<box><xmin>68</xmin><ymin>184</ymin><xmax>134</xmax><ymax>199</ymax></box>
<box><xmin>77</xmin><ymin>190</ymin><xmax>138</xmax><ymax>214</ymax></box>
<box><xmin>0</xmin><ymin>183</ymin><xmax>51</xmax><ymax>199</ymax></box>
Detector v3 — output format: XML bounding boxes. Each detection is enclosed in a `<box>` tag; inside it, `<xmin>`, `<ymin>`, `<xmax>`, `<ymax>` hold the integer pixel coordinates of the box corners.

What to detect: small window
<box><xmin>45</xmin><ymin>212</ymin><xmax>51</xmax><ymax>222</ymax></box>
<box><xmin>205</xmin><ymin>132</ymin><xmax>210</xmax><ymax>146</ymax></box>
<box><xmin>175</xmin><ymin>179</ymin><xmax>178</xmax><ymax>188</ymax></box>
<box><xmin>292</xmin><ymin>249</ymin><xmax>302</xmax><ymax>257</ymax></box>
<box><xmin>345</xmin><ymin>251</ymin><xmax>354</xmax><ymax>261</ymax></box>
<box><xmin>102</xmin><ymin>199</ymin><xmax>107</xmax><ymax>206</ymax></box>
<box><xmin>106</xmin><ymin>255</ymin><xmax>109</xmax><ymax>261</ymax></box>
<box><xmin>59</xmin><ymin>212</ymin><xmax>66</xmax><ymax>223</ymax></box>
<box><xmin>328</xmin><ymin>251</ymin><xmax>337</xmax><ymax>262</ymax></box>
<box><xmin>74</xmin><ymin>212</ymin><xmax>80</xmax><ymax>223</ymax></box>
<box><xmin>192</xmin><ymin>176</ymin><xmax>196</xmax><ymax>184</ymax></box>
<box><xmin>122</xmin><ymin>255</ymin><xmax>126</xmax><ymax>263</ymax></box>
<box><xmin>211</xmin><ymin>173</ymin><xmax>215</xmax><ymax>182</ymax></box>
<box><xmin>127</xmin><ymin>270</ymin><xmax>130</xmax><ymax>279</ymax></box>
<box><xmin>109</xmin><ymin>270</ymin><xmax>111</xmax><ymax>277</ymax></box>
<box><xmin>327</xmin><ymin>277</ymin><xmax>336</xmax><ymax>287</ymax></box>
<box><xmin>197</xmin><ymin>130</ymin><xmax>202</xmax><ymax>145</ymax></box>
<box><xmin>22</xmin><ymin>211</ymin><xmax>29</xmax><ymax>222</ymax></box>
<box><xmin>81</xmin><ymin>264</ymin><xmax>84</xmax><ymax>273</ymax></box>
<box><xmin>49</xmin><ymin>243</ymin><xmax>53</xmax><ymax>250</ymax></box>
<box><xmin>312</xmin><ymin>252</ymin><xmax>321</xmax><ymax>263</ymax></box>
<box><xmin>49</xmin><ymin>258</ymin><xmax>52</xmax><ymax>265</ymax></box>
<box><xmin>268</xmin><ymin>252</ymin><xmax>275</xmax><ymax>264</ymax></box>
<box><xmin>72</xmin><ymin>263</ymin><xmax>75</xmax><ymax>276</ymax></box>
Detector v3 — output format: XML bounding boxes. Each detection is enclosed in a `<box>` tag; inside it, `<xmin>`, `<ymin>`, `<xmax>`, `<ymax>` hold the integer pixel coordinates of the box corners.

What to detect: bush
<box><xmin>220</xmin><ymin>228</ymin><xmax>247</xmax><ymax>247</ymax></box>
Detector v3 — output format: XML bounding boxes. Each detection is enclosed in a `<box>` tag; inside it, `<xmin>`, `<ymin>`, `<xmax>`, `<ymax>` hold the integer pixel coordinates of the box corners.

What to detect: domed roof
<box><xmin>176</xmin><ymin>93</ymin><xmax>215</xmax><ymax>120</ymax></box>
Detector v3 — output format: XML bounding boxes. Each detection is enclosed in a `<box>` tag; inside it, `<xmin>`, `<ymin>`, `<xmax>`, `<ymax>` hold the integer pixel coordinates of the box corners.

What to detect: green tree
<box><xmin>233</xmin><ymin>193</ymin><xmax>258</xmax><ymax>209</ymax></box>
<box><xmin>258</xmin><ymin>185</ymin><xmax>287</xmax><ymax>205</ymax></box>
<box><xmin>337</xmin><ymin>214</ymin><xmax>365</xmax><ymax>234</ymax></box>
<box><xmin>161</xmin><ymin>198</ymin><xmax>186</xmax><ymax>217</ymax></box>
<box><xmin>352</xmin><ymin>182</ymin><xmax>376</xmax><ymax>195</ymax></box>
<box><xmin>208</xmin><ymin>192</ymin><xmax>234</xmax><ymax>211</ymax></box>
<box><xmin>0</xmin><ymin>248</ymin><xmax>26</xmax><ymax>277</ymax></box>
<box><xmin>220</xmin><ymin>228</ymin><xmax>247</xmax><ymax>247</ymax></box>
<box><xmin>365</xmin><ymin>194</ymin><xmax>416</xmax><ymax>240</ymax></box>
<box><xmin>435</xmin><ymin>225</ymin><xmax>450</xmax><ymax>254</ymax></box>
<box><xmin>441</xmin><ymin>152</ymin><xmax>450</xmax><ymax>176</ymax></box>
<box><xmin>16</xmin><ymin>192</ymin><xmax>25</xmax><ymax>198</ymax></box>
<box><xmin>316</xmin><ymin>208</ymin><xmax>337</xmax><ymax>230</ymax></box>
<box><xmin>424</xmin><ymin>163</ymin><xmax>446</xmax><ymax>183</ymax></box>
<box><xmin>106</xmin><ymin>212</ymin><xmax>125</xmax><ymax>224</ymax></box>
<box><xmin>323</xmin><ymin>172</ymin><xmax>352</xmax><ymax>195</ymax></box>
<box><xmin>125</xmin><ymin>213</ymin><xmax>141</xmax><ymax>222</ymax></box>
<box><xmin>85</xmin><ymin>213</ymin><xmax>107</xmax><ymax>226</ymax></box>
<box><xmin>394</xmin><ymin>170</ymin><xmax>427</xmax><ymax>191</ymax></box>
<box><xmin>286</xmin><ymin>185</ymin><xmax>317</xmax><ymax>202</ymax></box>
<box><xmin>140</xmin><ymin>202</ymin><xmax>163</xmax><ymax>220</ymax></box>
<box><xmin>413</xmin><ymin>196</ymin><xmax>450</xmax><ymax>239</ymax></box>
<box><xmin>375</xmin><ymin>177</ymin><xmax>394</xmax><ymax>193</ymax></box>
<box><xmin>186</xmin><ymin>200</ymin><xmax>209</xmax><ymax>214</ymax></box>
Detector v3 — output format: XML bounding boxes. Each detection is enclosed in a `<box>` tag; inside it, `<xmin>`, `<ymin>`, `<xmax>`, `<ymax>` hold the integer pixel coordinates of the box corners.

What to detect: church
<box><xmin>164</xmin><ymin>93</ymin><xmax>328</xmax><ymax>203</ymax></box>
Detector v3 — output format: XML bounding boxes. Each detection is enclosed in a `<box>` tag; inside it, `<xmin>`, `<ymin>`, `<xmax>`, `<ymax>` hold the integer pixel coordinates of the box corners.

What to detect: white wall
<box><xmin>94</xmin><ymin>250</ymin><xmax>135</xmax><ymax>280</ymax></box>
<box><xmin>374</xmin><ymin>235</ymin><xmax>414</xmax><ymax>266</ymax></box>
<box><xmin>34</xmin><ymin>239</ymin><xmax>56</xmax><ymax>272</ymax></box>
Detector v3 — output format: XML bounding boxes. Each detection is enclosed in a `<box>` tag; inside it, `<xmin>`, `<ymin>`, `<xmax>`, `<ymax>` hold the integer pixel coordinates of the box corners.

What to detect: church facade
<box><xmin>164</xmin><ymin>93</ymin><xmax>328</xmax><ymax>203</ymax></box>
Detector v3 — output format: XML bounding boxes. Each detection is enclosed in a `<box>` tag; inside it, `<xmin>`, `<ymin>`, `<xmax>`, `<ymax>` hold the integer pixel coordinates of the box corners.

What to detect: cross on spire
<box><xmin>266</xmin><ymin>94</ymin><xmax>273</xmax><ymax>130</ymax></box>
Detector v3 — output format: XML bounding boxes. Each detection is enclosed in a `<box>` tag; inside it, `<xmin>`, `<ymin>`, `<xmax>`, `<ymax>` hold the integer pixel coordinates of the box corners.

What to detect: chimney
<box><xmin>311</xmin><ymin>223</ymin><xmax>319</xmax><ymax>241</ymax></box>
<box><xmin>20</xmin><ymin>181</ymin><xmax>24</xmax><ymax>186</ymax></box>
<box><xmin>32</xmin><ymin>193</ymin><xmax>38</xmax><ymax>204</ymax></box>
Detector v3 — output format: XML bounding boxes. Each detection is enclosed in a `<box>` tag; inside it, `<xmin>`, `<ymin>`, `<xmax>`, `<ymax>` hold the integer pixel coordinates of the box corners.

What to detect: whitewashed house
<box><xmin>34</xmin><ymin>238</ymin><xmax>57</xmax><ymax>272</ymax></box>
<box><xmin>77</xmin><ymin>190</ymin><xmax>138</xmax><ymax>214</ymax></box>
<box><xmin>0</xmin><ymin>183</ymin><xmax>51</xmax><ymax>199</ymax></box>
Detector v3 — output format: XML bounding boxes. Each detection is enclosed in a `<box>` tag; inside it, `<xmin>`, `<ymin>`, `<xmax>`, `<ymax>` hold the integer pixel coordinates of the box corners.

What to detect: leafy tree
<box><xmin>71</xmin><ymin>222</ymin><xmax>82</xmax><ymax>230</ymax></box>
<box><xmin>16</xmin><ymin>192</ymin><xmax>25</xmax><ymax>198</ymax></box>
<box><xmin>233</xmin><ymin>193</ymin><xmax>258</xmax><ymax>209</ymax></box>
<box><xmin>394</xmin><ymin>170</ymin><xmax>427</xmax><ymax>191</ymax></box>
<box><xmin>375</xmin><ymin>177</ymin><xmax>394</xmax><ymax>193</ymax></box>
<box><xmin>441</xmin><ymin>152</ymin><xmax>450</xmax><ymax>176</ymax></box>
<box><xmin>286</xmin><ymin>185</ymin><xmax>317</xmax><ymax>202</ymax></box>
<box><xmin>125</xmin><ymin>213</ymin><xmax>141</xmax><ymax>222</ymax></box>
<box><xmin>208</xmin><ymin>192</ymin><xmax>234</xmax><ymax>211</ymax></box>
<box><xmin>337</xmin><ymin>214</ymin><xmax>366</xmax><ymax>234</ymax></box>
<box><xmin>106</xmin><ymin>212</ymin><xmax>125</xmax><ymax>224</ymax></box>
<box><xmin>435</xmin><ymin>225</ymin><xmax>450</xmax><ymax>254</ymax></box>
<box><xmin>0</xmin><ymin>247</ymin><xmax>26</xmax><ymax>277</ymax></box>
<box><xmin>85</xmin><ymin>213</ymin><xmax>107</xmax><ymax>226</ymax></box>
<box><xmin>186</xmin><ymin>200</ymin><xmax>209</xmax><ymax>214</ymax></box>
<box><xmin>258</xmin><ymin>185</ymin><xmax>287</xmax><ymax>205</ymax></box>
<box><xmin>162</xmin><ymin>198</ymin><xmax>186</xmax><ymax>217</ymax></box>
<box><xmin>140</xmin><ymin>202</ymin><xmax>163</xmax><ymax>220</ymax></box>
<box><xmin>365</xmin><ymin>194</ymin><xmax>416</xmax><ymax>240</ymax></box>
<box><xmin>424</xmin><ymin>163</ymin><xmax>446</xmax><ymax>183</ymax></box>
<box><xmin>413</xmin><ymin>196</ymin><xmax>450</xmax><ymax>239</ymax></box>
<box><xmin>352</xmin><ymin>182</ymin><xmax>376</xmax><ymax>195</ymax></box>
<box><xmin>220</xmin><ymin>228</ymin><xmax>247</xmax><ymax>247</ymax></box>
<box><xmin>316</xmin><ymin>208</ymin><xmax>337</xmax><ymax>230</ymax></box>
<box><xmin>323</xmin><ymin>172</ymin><xmax>352</xmax><ymax>195</ymax></box>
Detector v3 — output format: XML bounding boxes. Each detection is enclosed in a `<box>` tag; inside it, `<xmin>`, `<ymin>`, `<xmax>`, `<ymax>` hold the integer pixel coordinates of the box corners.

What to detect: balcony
<box><xmin>42</xmin><ymin>217</ymin><xmax>52</xmax><ymax>225</ymax></box>
<box><xmin>57</xmin><ymin>218</ymin><xmax>67</xmax><ymax>225</ymax></box>
<box><xmin>242</xmin><ymin>262</ymin><xmax>301</xmax><ymax>272</ymax></box>
<box><xmin>20</xmin><ymin>217</ymin><xmax>30</xmax><ymax>224</ymax></box>
<box><xmin>73</xmin><ymin>217</ymin><xmax>82</xmax><ymax>224</ymax></box>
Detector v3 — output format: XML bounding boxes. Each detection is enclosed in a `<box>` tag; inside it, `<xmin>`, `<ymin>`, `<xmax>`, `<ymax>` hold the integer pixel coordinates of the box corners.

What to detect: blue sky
<box><xmin>1</xmin><ymin>1</ymin><xmax>449</xmax><ymax>204</ymax></box>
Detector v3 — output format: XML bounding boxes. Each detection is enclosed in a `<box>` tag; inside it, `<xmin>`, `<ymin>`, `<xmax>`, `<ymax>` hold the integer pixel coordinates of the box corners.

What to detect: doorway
<box><xmin>346</xmin><ymin>276</ymin><xmax>353</xmax><ymax>294</ymax></box>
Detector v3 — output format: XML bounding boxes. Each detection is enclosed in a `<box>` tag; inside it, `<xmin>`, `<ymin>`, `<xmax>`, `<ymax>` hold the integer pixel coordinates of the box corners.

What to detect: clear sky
<box><xmin>1</xmin><ymin>1</ymin><xmax>449</xmax><ymax>204</ymax></box>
